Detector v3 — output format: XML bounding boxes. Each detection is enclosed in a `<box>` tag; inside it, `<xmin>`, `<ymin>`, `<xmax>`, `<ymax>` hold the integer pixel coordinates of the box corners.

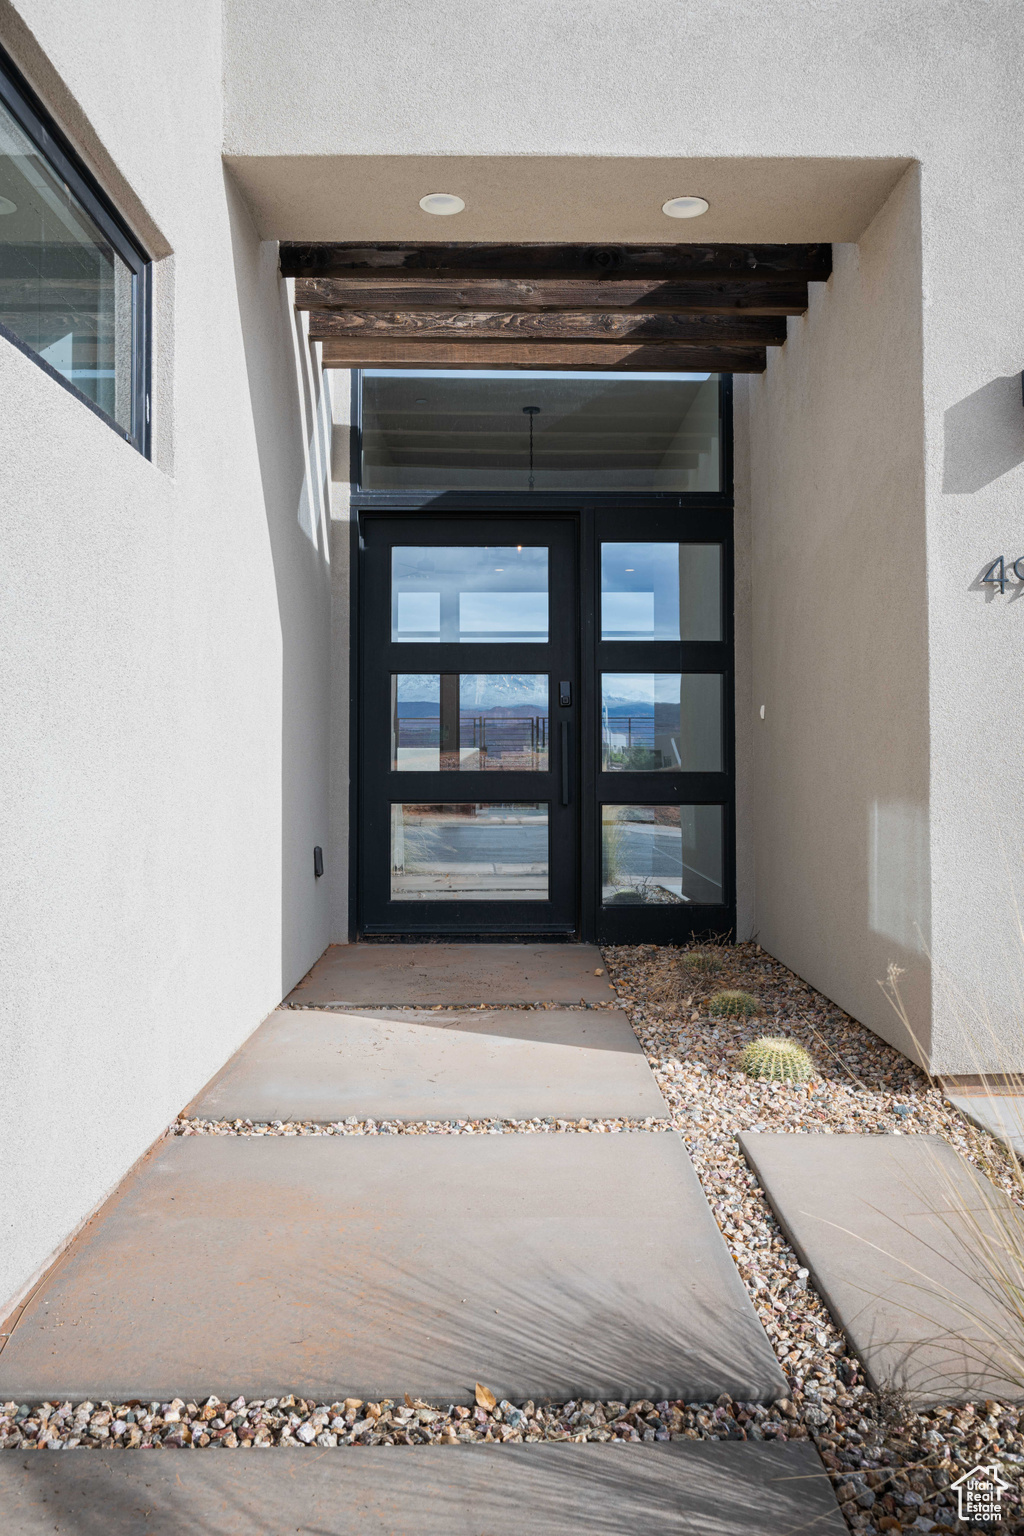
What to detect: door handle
<box><xmin>561</xmin><ymin>720</ymin><xmax>571</xmax><ymax>806</ymax></box>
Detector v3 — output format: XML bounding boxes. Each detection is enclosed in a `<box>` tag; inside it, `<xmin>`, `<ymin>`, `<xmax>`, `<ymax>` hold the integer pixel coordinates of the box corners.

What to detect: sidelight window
<box><xmin>601</xmin><ymin>674</ymin><xmax>723</xmax><ymax>773</ymax></box>
<box><xmin>601</xmin><ymin>804</ymin><xmax>724</xmax><ymax>907</ymax></box>
<box><xmin>0</xmin><ymin>50</ymin><xmax>150</xmax><ymax>452</ymax></box>
<box><xmin>601</xmin><ymin>542</ymin><xmax>722</xmax><ymax>641</ymax></box>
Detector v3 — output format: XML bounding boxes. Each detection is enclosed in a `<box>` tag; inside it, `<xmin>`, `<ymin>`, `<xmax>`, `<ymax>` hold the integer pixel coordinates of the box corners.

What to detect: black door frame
<box><xmin>357</xmin><ymin>513</ymin><xmax>580</xmax><ymax>936</ymax></box>
<box><xmin>348</xmin><ymin>374</ymin><xmax>736</xmax><ymax>944</ymax></box>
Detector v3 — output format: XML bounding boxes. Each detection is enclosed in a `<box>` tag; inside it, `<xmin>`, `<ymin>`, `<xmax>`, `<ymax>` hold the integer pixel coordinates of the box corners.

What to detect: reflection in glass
<box><xmin>0</xmin><ymin>91</ymin><xmax>135</xmax><ymax>431</ymax></box>
<box><xmin>601</xmin><ymin>674</ymin><xmax>723</xmax><ymax>772</ymax></box>
<box><xmin>601</xmin><ymin>543</ymin><xmax>721</xmax><ymax>641</ymax></box>
<box><xmin>361</xmin><ymin>371</ymin><xmax>721</xmax><ymax>492</ymax></box>
<box><xmin>391</xmin><ymin>675</ymin><xmax>550</xmax><ymax>770</ymax></box>
<box><xmin>390</xmin><ymin>803</ymin><xmax>548</xmax><ymax>900</ymax></box>
<box><xmin>601</xmin><ymin>804</ymin><xmax>723</xmax><ymax>906</ymax></box>
<box><xmin>392</xmin><ymin>547</ymin><xmax>549</xmax><ymax>642</ymax></box>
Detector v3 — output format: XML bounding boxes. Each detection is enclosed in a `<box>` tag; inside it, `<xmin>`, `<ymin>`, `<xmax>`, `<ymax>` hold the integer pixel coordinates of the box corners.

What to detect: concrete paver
<box><xmin>187</xmin><ymin>1007</ymin><xmax>667</xmax><ymax>1123</ymax></box>
<box><xmin>0</xmin><ymin>1442</ymin><xmax>846</xmax><ymax>1535</ymax></box>
<box><xmin>0</xmin><ymin>1133</ymin><xmax>786</xmax><ymax>1406</ymax></box>
<box><xmin>947</xmin><ymin>1091</ymin><xmax>1024</xmax><ymax>1155</ymax></box>
<box><xmin>285</xmin><ymin>943</ymin><xmax>612</xmax><ymax>1006</ymax></box>
<box><xmin>739</xmin><ymin>1131</ymin><xmax>1024</xmax><ymax>1406</ymax></box>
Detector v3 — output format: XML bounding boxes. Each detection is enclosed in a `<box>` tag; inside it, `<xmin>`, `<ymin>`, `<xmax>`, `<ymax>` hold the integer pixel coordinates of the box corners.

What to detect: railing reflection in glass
<box><xmin>601</xmin><ymin>674</ymin><xmax>722</xmax><ymax>773</ymax></box>
<box><xmin>391</xmin><ymin>675</ymin><xmax>550</xmax><ymax>771</ymax></box>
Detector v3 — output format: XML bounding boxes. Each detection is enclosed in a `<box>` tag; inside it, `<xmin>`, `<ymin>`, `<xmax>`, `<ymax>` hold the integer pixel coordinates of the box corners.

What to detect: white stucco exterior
<box><xmin>2</xmin><ymin>0</ymin><xmax>1023</xmax><ymax>1312</ymax></box>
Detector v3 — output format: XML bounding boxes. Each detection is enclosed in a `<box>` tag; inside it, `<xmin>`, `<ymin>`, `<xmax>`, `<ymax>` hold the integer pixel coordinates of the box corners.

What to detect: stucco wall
<box><xmin>0</xmin><ymin>1</ymin><xmax>332</xmax><ymax>1314</ymax></box>
<box><xmin>746</xmin><ymin>170</ymin><xmax>930</xmax><ymax>1061</ymax></box>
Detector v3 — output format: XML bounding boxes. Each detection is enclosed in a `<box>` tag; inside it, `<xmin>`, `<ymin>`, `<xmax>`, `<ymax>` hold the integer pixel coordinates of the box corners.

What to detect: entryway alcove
<box><xmin>287</xmin><ymin>241</ymin><xmax>830</xmax><ymax>942</ymax></box>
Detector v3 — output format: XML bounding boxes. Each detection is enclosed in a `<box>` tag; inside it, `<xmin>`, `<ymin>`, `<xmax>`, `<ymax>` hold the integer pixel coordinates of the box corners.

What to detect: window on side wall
<box><xmin>0</xmin><ymin>49</ymin><xmax>150</xmax><ymax>455</ymax></box>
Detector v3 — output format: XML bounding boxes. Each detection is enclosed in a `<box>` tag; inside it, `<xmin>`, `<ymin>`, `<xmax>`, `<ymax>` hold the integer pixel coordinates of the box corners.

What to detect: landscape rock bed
<box><xmin>0</xmin><ymin>1391</ymin><xmax>917</xmax><ymax>1450</ymax></box>
<box><xmin>174</xmin><ymin>1115</ymin><xmax>670</xmax><ymax>1136</ymax></box>
<box><xmin>603</xmin><ymin>941</ymin><xmax>1024</xmax><ymax>1534</ymax></box>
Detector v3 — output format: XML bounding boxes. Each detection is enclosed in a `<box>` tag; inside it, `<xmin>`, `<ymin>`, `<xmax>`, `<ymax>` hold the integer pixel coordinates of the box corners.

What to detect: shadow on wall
<box><xmin>867</xmin><ymin>799</ymin><xmax>932</xmax><ymax>1067</ymax></box>
<box><xmin>331</xmin><ymin>420</ymin><xmax>352</xmax><ymax>485</ymax></box>
<box><xmin>224</xmin><ymin>167</ymin><xmax>332</xmax><ymax>1001</ymax></box>
<box><xmin>943</xmin><ymin>375</ymin><xmax>1024</xmax><ymax>493</ymax></box>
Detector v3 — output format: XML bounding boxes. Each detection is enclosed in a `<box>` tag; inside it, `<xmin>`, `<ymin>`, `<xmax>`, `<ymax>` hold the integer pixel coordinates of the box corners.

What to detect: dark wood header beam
<box><xmin>308</xmin><ymin>310</ymin><xmax>787</xmax><ymax>346</ymax></box>
<box><xmin>295</xmin><ymin>276</ymin><xmax>811</xmax><ymax>315</ymax></box>
<box><xmin>320</xmin><ymin>338</ymin><xmax>767</xmax><ymax>372</ymax></box>
<box><xmin>289</xmin><ymin>242</ymin><xmax>828</xmax><ymax>372</ymax></box>
<box><xmin>282</xmin><ymin>241</ymin><xmax>832</xmax><ymax>284</ymax></box>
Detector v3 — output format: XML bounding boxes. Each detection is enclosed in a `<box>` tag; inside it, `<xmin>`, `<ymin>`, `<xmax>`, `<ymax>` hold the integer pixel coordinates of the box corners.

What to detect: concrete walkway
<box><xmin>740</xmin><ymin>1131</ymin><xmax>1024</xmax><ymax>1407</ymax></box>
<box><xmin>185</xmin><ymin>1005</ymin><xmax>667</xmax><ymax>1123</ymax></box>
<box><xmin>1</xmin><ymin>944</ymin><xmax>840</xmax><ymax>1530</ymax></box>
<box><xmin>1</xmin><ymin>1443</ymin><xmax>847</xmax><ymax>1535</ymax></box>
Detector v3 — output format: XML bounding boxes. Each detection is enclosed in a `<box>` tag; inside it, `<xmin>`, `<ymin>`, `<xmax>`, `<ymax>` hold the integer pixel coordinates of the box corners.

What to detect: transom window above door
<box><xmin>359</xmin><ymin>371</ymin><xmax>722</xmax><ymax>493</ymax></box>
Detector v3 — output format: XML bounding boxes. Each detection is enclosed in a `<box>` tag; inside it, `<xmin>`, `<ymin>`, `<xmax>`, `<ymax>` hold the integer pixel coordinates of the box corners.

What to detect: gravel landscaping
<box><xmin>175</xmin><ymin>1115</ymin><xmax>670</xmax><ymax>1136</ymax></box>
<box><xmin>5</xmin><ymin>941</ymin><xmax>1024</xmax><ymax>1532</ymax></box>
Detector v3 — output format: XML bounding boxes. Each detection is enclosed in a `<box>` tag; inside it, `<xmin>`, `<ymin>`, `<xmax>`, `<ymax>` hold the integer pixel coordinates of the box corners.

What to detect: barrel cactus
<box><xmin>708</xmin><ymin>989</ymin><xmax>760</xmax><ymax>1018</ymax></box>
<box><xmin>742</xmin><ymin>1036</ymin><xmax>814</xmax><ymax>1083</ymax></box>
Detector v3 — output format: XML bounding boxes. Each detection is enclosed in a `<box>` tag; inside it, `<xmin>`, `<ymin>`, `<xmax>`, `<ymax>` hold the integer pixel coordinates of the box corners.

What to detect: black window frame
<box><xmin>0</xmin><ymin>46</ymin><xmax>151</xmax><ymax>456</ymax></box>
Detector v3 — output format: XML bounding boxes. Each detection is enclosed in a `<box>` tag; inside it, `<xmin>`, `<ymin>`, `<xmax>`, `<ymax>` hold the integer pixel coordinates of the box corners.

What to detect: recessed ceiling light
<box><xmin>662</xmin><ymin>196</ymin><xmax>709</xmax><ymax>219</ymax></box>
<box><xmin>0</xmin><ymin>196</ymin><xmax>17</xmax><ymax>216</ymax></box>
<box><xmin>419</xmin><ymin>193</ymin><xmax>465</xmax><ymax>216</ymax></box>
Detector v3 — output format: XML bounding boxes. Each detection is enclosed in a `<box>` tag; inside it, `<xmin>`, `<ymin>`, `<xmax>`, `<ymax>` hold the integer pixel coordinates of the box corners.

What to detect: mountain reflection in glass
<box><xmin>601</xmin><ymin>674</ymin><xmax>722</xmax><ymax>773</ymax></box>
<box><xmin>391</xmin><ymin>547</ymin><xmax>548</xmax><ymax>642</ymax></box>
<box><xmin>391</xmin><ymin>675</ymin><xmax>549</xmax><ymax>771</ymax></box>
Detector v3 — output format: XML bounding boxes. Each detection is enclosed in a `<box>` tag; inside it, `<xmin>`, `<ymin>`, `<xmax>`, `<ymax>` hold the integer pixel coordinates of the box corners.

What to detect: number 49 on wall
<box><xmin>981</xmin><ymin>557</ymin><xmax>1024</xmax><ymax>594</ymax></box>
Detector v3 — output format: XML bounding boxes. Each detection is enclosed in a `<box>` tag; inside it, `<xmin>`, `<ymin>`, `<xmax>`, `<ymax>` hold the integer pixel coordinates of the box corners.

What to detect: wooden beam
<box><xmin>308</xmin><ymin>309</ymin><xmax>786</xmax><ymax>346</ymax></box>
<box><xmin>282</xmin><ymin>241</ymin><xmax>832</xmax><ymax>283</ymax></box>
<box><xmin>296</xmin><ymin>276</ymin><xmax>809</xmax><ymax>316</ymax></box>
<box><xmin>320</xmin><ymin>339</ymin><xmax>765</xmax><ymax>371</ymax></box>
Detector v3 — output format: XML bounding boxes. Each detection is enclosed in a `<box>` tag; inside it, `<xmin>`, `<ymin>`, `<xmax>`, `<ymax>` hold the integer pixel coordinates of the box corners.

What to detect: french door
<box><xmin>355</xmin><ymin>507</ymin><xmax>734</xmax><ymax>941</ymax></box>
<box><xmin>358</xmin><ymin>515</ymin><xmax>579</xmax><ymax>935</ymax></box>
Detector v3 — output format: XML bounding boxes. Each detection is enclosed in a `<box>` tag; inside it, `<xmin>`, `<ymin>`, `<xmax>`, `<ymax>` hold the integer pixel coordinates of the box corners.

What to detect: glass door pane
<box><xmin>392</xmin><ymin>546</ymin><xmax>549</xmax><ymax>642</ymax></box>
<box><xmin>390</xmin><ymin>803</ymin><xmax>549</xmax><ymax>900</ymax></box>
<box><xmin>392</xmin><ymin>675</ymin><xmax>549</xmax><ymax>771</ymax></box>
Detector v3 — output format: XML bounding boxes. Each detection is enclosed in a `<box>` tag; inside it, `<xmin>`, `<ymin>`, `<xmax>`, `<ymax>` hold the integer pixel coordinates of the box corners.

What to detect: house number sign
<box><xmin>981</xmin><ymin>557</ymin><xmax>1024</xmax><ymax>593</ymax></box>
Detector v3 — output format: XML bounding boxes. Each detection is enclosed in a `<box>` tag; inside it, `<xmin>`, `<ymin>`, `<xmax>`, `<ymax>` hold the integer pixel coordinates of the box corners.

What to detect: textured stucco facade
<box><xmin>2</xmin><ymin>0</ymin><xmax>1023</xmax><ymax>1312</ymax></box>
